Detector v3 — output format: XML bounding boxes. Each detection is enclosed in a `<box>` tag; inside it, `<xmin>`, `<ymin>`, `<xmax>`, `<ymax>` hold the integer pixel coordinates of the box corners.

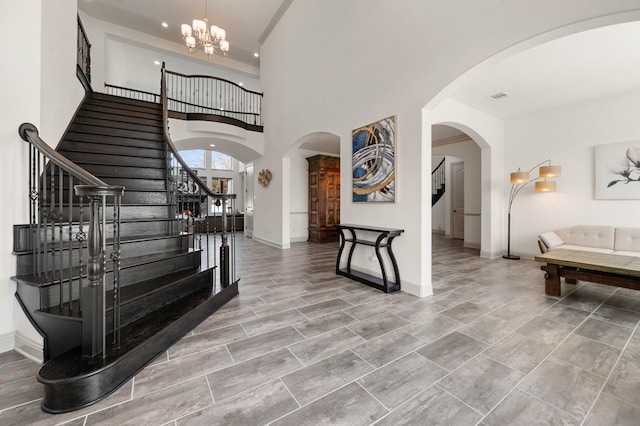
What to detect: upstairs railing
<box><xmin>76</xmin><ymin>15</ymin><xmax>91</xmax><ymax>91</ymax></box>
<box><xmin>160</xmin><ymin>66</ymin><xmax>238</xmax><ymax>289</ymax></box>
<box><xmin>164</xmin><ymin>66</ymin><xmax>263</xmax><ymax>127</ymax></box>
<box><xmin>18</xmin><ymin>123</ymin><xmax>124</xmax><ymax>358</ymax></box>
<box><xmin>432</xmin><ymin>158</ymin><xmax>446</xmax><ymax>206</ymax></box>
<box><xmin>104</xmin><ymin>83</ymin><xmax>160</xmax><ymax>103</ymax></box>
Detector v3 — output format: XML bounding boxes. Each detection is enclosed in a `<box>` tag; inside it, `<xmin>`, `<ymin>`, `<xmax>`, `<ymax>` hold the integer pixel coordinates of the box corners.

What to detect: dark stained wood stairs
<box><xmin>12</xmin><ymin>92</ymin><xmax>238</xmax><ymax>413</ymax></box>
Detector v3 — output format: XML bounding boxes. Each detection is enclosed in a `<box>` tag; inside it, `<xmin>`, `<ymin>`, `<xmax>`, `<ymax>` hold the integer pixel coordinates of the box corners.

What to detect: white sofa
<box><xmin>538</xmin><ymin>225</ymin><xmax>640</xmax><ymax>257</ymax></box>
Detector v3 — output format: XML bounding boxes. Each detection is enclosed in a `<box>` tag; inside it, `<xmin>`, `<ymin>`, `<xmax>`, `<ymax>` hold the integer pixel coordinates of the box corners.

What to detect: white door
<box><xmin>451</xmin><ymin>162</ymin><xmax>465</xmax><ymax>240</ymax></box>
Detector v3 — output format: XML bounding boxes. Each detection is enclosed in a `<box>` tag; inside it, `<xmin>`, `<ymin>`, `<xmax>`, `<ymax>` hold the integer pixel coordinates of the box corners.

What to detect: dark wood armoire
<box><xmin>307</xmin><ymin>155</ymin><xmax>340</xmax><ymax>243</ymax></box>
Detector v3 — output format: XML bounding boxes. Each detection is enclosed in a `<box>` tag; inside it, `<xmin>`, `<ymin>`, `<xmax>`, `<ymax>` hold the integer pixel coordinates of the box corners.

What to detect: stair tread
<box><xmin>38</xmin><ymin>278</ymin><xmax>234</xmax><ymax>382</ymax></box>
<box><xmin>13</xmin><ymin>249</ymin><xmax>200</xmax><ymax>287</ymax></box>
<box><xmin>37</xmin><ymin>268</ymin><xmax>207</xmax><ymax>319</ymax></box>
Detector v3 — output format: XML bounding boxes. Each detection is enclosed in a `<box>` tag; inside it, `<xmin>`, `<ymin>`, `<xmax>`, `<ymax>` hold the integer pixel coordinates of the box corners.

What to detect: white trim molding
<box><xmin>0</xmin><ymin>332</ymin><xmax>15</xmax><ymax>354</ymax></box>
<box><xmin>14</xmin><ymin>332</ymin><xmax>43</xmax><ymax>363</ymax></box>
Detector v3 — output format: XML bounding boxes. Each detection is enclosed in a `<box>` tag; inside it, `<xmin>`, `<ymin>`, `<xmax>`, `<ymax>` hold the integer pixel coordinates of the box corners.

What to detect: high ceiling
<box><xmin>78</xmin><ymin>0</ymin><xmax>291</xmax><ymax>66</ymax></box>
<box><xmin>435</xmin><ymin>20</ymin><xmax>640</xmax><ymax>144</ymax></box>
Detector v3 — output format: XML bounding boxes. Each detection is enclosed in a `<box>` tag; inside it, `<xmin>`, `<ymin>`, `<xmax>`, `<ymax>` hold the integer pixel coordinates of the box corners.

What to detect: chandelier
<box><xmin>181</xmin><ymin>0</ymin><xmax>230</xmax><ymax>57</ymax></box>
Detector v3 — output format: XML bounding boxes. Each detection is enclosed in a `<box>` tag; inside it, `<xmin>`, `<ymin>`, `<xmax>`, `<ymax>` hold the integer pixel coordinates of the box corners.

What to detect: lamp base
<box><xmin>503</xmin><ymin>254</ymin><xmax>520</xmax><ymax>260</ymax></box>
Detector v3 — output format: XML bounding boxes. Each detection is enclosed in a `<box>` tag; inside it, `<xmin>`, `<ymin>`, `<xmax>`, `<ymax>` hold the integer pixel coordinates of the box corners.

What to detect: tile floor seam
<box><xmin>222</xmin><ymin>343</ymin><xmax>237</xmax><ymax>365</ymax></box>
<box><xmin>204</xmin><ymin>374</ymin><xmax>216</xmax><ymax>404</ymax></box>
<box><xmin>516</xmin><ymin>386</ymin><xmax>582</xmax><ymax>423</ymax></box>
<box><xmin>434</xmin><ymin>383</ymin><xmax>486</xmax><ymax>417</ymax></box>
<box><xmin>354</xmin><ymin>380</ymin><xmax>393</xmax><ymax>414</ymax></box>
<box><xmin>482</xmin><ymin>294</ymin><xmax>613</xmax><ymax>423</ymax></box>
<box><xmin>581</xmin><ymin>320</ymin><xmax>640</xmax><ymax>423</ymax></box>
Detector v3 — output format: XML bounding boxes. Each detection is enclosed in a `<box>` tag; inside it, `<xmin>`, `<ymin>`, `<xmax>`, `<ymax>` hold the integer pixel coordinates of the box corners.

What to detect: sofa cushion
<box><xmin>614</xmin><ymin>227</ymin><xmax>640</xmax><ymax>252</ymax></box>
<box><xmin>559</xmin><ymin>244</ymin><xmax>615</xmax><ymax>254</ymax></box>
<box><xmin>555</xmin><ymin>225</ymin><xmax>615</xmax><ymax>250</ymax></box>
<box><xmin>539</xmin><ymin>232</ymin><xmax>564</xmax><ymax>250</ymax></box>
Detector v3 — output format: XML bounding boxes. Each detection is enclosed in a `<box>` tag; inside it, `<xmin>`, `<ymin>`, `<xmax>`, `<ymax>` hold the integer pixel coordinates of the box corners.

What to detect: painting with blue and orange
<box><xmin>352</xmin><ymin>115</ymin><xmax>396</xmax><ymax>202</ymax></box>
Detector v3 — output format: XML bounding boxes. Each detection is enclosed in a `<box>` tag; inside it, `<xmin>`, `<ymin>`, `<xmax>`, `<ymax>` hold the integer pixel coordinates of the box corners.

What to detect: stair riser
<box><xmin>65</xmin><ymin>132</ymin><xmax>165</xmax><ymax>150</ymax></box>
<box><xmin>73</xmin><ymin>116</ymin><xmax>163</xmax><ymax>134</ymax></box>
<box><xmin>17</xmin><ymin>251</ymin><xmax>201</xmax><ymax>310</ymax></box>
<box><xmin>57</xmin><ymin>142</ymin><xmax>165</xmax><ymax>159</ymax></box>
<box><xmin>80</xmin><ymin>104</ymin><xmax>161</xmax><ymax>121</ymax></box>
<box><xmin>15</xmin><ymin>235</ymin><xmax>189</xmax><ymax>276</ymax></box>
<box><xmin>105</xmin><ymin>268</ymin><xmax>210</xmax><ymax>332</ymax></box>
<box><xmin>61</xmin><ymin>151</ymin><xmax>165</xmax><ymax>169</ymax></box>
<box><xmin>76</xmin><ymin>110</ymin><xmax>162</xmax><ymax>128</ymax></box>
<box><xmin>45</xmin><ymin>176</ymin><xmax>166</xmax><ymax>193</ymax></box>
<box><xmin>28</xmin><ymin>204</ymin><xmax>172</xmax><ymax>222</ymax></box>
<box><xmin>70</xmin><ymin>124</ymin><xmax>164</xmax><ymax>141</ymax></box>
<box><xmin>76</xmin><ymin>164</ymin><xmax>166</xmax><ymax>180</ymax></box>
<box><xmin>87</xmin><ymin>94</ymin><xmax>162</xmax><ymax>110</ymax></box>
<box><xmin>21</xmin><ymin>220</ymin><xmax>176</xmax><ymax>247</ymax></box>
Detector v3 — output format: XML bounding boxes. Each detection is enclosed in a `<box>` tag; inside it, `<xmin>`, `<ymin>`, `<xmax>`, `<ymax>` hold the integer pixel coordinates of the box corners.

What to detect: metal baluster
<box><xmin>59</xmin><ymin>165</ymin><xmax>64</xmax><ymax>310</ymax></box>
<box><xmin>102</xmin><ymin>195</ymin><xmax>107</xmax><ymax>358</ymax></box>
<box><xmin>36</xmin><ymin>153</ymin><xmax>42</xmax><ymax>276</ymax></box>
<box><xmin>77</xmin><ymin>194</ymin><xmax>85</xmax><ymax>310</ymax></box>
<box><xmin>68</xmin><ymin>174</ymin><xmax>74</xmax><ymax>313</ymax></box>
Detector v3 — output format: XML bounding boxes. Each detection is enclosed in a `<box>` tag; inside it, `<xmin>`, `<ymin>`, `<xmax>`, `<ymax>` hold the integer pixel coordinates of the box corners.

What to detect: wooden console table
<box><xmin>335</xmin><ymin>224</ymin><xmax>404</xmax><ymax>293</ymax></box>
<box><xmin>534</xmin><ymin>249</ymin><xmax>640</xmax><ymax>297</ymax></box>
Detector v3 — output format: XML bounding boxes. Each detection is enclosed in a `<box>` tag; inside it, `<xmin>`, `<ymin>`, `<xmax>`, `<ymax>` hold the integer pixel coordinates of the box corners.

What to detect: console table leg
<box><xmin>387</xmin><ymin>236</ymin><xmax>401</xmax><ymax>290</ymax></box>
<box><xmin>335</xmin><ymin>228</ymin><xmax>346</xmax><ymax>274</ymax></box>
<box><xmin>374</xmin><ymin>234</ymin><xmax>388</xmax><ymax>291</ymax></box>
<box><xmin>544</xmin><ymin>263</ymin><xmax>561</xmax><ymax>297</ymax></box>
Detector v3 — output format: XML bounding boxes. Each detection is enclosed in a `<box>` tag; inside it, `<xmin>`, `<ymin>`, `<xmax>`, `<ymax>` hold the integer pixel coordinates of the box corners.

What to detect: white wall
<box><xmin>1</xmin><ymin>0</ymin><xmax>82</xmax><ymax>355</ymax></box>
<box><xmin>505</xmin><ymin>89</ymin><xmax>640</xmax><ymax>258</ymax></box>
<box><xmin>259</xmin><ymin>0</ymin><xmax>640</xmax><ymax>296</ymax></box>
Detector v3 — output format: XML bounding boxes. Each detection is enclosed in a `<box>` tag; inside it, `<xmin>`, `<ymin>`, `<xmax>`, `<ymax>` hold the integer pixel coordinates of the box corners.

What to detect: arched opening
<box><xmin>283</xmin><ymin>132</ymin><xmax>341</xmax><ymax>246</ymax></box>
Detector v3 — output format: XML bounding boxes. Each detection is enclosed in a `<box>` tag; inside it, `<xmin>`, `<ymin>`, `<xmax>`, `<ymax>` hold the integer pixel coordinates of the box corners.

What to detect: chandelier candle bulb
<box><xmin>181</xmin><ymin>0</ymin><xmax>229</xmax><ymax>58</ymax></box>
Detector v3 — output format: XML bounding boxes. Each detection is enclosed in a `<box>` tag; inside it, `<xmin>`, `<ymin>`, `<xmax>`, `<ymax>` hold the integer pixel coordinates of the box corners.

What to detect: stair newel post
<box><xmin>75</xmin><ymin>185</ymin><xmax>124</xmax><ymax>358</ymax></box>
<box><xmin>81</xmin><ymin>192</ymin><xmax>105</xmax><ymax>358</ymax></box>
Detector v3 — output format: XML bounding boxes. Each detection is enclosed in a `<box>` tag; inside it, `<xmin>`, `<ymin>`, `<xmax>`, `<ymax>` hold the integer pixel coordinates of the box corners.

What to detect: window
<box><xmin>211</xmin><ymin>151</ymin><xmax>233</xmax><ymax>170</ymax></box>
<box><xmin>180</xmin><ymin>149</ymin><xmax>205</xmax><ymax>169</ymax></box>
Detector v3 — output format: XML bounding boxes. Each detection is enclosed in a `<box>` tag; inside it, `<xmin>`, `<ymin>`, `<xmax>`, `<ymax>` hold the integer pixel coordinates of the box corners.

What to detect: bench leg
<box><xmin>544</xmin><ymin>264</ymin><xmax>561</xmax><ymax>297</ymax></box>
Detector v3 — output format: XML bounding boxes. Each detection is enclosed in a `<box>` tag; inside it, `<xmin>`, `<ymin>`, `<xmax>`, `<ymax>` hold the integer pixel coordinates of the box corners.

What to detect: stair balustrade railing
<box><xmin>160</xmin><ymin>64</ymin><xmax>238</xmax><ymax>288</ymax></box>
<box><xmin>104</xmin><ymin>83</ymin><xmax>160</xmax><ymax>103</ymax></box>
<box><xmin>163</xmin><ymin>65</ymin><xmax>263</xmax><ymax>128</ymax></box>
<box><xmin>18</xmin><ymin>123</ymin><xmax>125</xmax><ymax>358</ymax></box>
<box><xmin>77</xmin><ymin>15</ymin><xmax>91</xmax><ymax>91</ymax></box>
<box><xmin>432</xmin><ymin>157</ymin><xmax>446</xmax><ymax>206</ymax></box>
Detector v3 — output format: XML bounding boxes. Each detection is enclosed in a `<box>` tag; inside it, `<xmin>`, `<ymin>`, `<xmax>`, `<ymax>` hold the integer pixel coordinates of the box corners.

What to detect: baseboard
<box><xmin>14</xmin><ymin>331</ymin><xmax>43</xmax><ymax>363</ymax></box>
<box><xmin>464</xmin><ymin>241</ymin><xmax>481</xmax><ymax>249</ymax></box>
<box><xmin>432</xmin><ymin>229</ymin><xmax>445</xmax><ymax>234</ymax></box>
<box><xmin>290</xmin><ymin>236</ymin><xmax>308</xmax><ymax>243</ymax></box>
<box><xmin>401</xmin><ymin>280</ymin><xmax>433</xmax><ymax>297</ymax></box>
<box><xmin>0</xmin><ymin>331</ymin><xmax>15</xmax><ymax>354</ymax></box>
<box><xmin>253</xmin><ymin>235</ymin><xmax>289</xmax><ymax>249</ymax></box>
<box><xmin>444</xmin><ymin>233</ymin><xmax>451</xmax><ymax>239</ymax></box>
<box><xmin>244</xmin><ymin>229</ymin><xmax>253</xmax><ymax>238</ymax></box>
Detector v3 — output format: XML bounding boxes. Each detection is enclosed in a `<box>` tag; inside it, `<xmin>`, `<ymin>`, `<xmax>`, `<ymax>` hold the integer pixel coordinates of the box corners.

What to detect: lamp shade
<box><xmin>181</xmin><ymin>24</ymin><xmax>192</xmax><ymax>36</ymax></box>
<box><xmin>535</xmin><ymin>180</ymin><xmax>556</xmax><ymax>192</ymax></box>
<box><xmin>539</xmin><ymin>165</ymin><xmax>561</xmax><ymax>178</ymax></box>
<box><xmin>511</xmin><ymin>171</ymin><xmax>530</xmax><ymax>184</ymax></box>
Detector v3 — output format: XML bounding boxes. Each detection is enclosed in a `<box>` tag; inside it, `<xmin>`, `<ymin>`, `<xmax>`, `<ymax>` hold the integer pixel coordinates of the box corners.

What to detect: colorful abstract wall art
<box><xmin>352</xmin><ymin>115</ymin><xmax>396</xmax><ymax>202</ymax></box>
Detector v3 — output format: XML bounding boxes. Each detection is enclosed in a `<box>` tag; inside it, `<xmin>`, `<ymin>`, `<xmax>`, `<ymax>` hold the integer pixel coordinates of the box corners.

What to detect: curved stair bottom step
<box><xmin>37</xmin><ymin>279</ymin><xmax>238</xmax><ymax>413</ymax></box>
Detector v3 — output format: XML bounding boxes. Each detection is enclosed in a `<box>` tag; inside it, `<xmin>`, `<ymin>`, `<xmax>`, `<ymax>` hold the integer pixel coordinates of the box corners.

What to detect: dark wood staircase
<box><xmin>13</xmin><ymin>92</ymin><xmax>238</xmax><ymax>413</ymax></box>
<box><xmin>432</xmin><ymin>158</ymin><xmax>446</xmax><ymax>206</ymax></box>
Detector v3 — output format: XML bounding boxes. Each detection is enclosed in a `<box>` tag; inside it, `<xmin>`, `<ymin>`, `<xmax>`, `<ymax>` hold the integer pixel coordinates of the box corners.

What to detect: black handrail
<box><xmin>19</xmin><ymin>122</ymin><xmax>125</xmax><ymax>358</ymax></box>
<box><xmin>104</xmin><ymin>83</ymin><xmax>160</xmax><ymax>103</ymax></box>
<box><xmin>167</xmin><ymin>97</ymin><xmax>261</xmax><ymax>118</ymax></box>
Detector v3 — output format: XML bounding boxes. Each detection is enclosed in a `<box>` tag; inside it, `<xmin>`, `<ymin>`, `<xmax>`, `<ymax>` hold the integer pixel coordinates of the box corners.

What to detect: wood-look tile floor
<box><xmin>2</xmin><ymin>234</ymin><xmax>640</xmax><ymax>425</ymax></box>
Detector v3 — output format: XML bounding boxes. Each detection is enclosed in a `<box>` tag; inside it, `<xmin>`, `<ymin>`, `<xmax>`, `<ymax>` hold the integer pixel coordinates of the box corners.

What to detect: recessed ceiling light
<box><xmin>161</xmin><ymin>22</ymin><xmax>168</xmax><ymax>28</ymax></box>
<box><xmin>154</xmin><ymin>60</ymin><xmax>161</xmax><ymax>65</ymax></box>
<box><xmin>254</xmin><ymin>52</ymin><xmax>259</xmax><ymax>58</ymax></box>
<box><xmin>210</xmin><ymin>144</ymin><xmax>216</xmax><ymax>147</ymax></box>
<box><xmin>238</xmin><ymin>82</ymin><xmax>243</xmax><ymax>87</ymax></box>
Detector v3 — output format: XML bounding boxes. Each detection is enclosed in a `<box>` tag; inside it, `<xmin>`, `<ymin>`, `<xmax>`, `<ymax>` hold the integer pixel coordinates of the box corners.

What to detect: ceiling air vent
<box><xmin>490</xmin><ymin>92</ymin><xmax>509</xmax><ymax>100</ymax></box>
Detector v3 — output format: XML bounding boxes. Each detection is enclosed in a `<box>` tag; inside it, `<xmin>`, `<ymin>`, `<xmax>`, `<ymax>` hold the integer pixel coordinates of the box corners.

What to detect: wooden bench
<box><xmin>534</xmin><ymin>249</ymin><xmax>640</xmax><ymax>297</ymax></box>
<box><xmin>335</xmin><ymin>224</ymin><xmax>404</xmax><ymax>293</ymax></box>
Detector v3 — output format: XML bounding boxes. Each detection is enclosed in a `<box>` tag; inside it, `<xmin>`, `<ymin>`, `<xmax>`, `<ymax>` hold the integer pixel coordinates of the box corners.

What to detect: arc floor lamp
<box><xmin>504</xmin><ymin>160</ymin><xmax>561</xmax><ymax>260</ymax></box>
